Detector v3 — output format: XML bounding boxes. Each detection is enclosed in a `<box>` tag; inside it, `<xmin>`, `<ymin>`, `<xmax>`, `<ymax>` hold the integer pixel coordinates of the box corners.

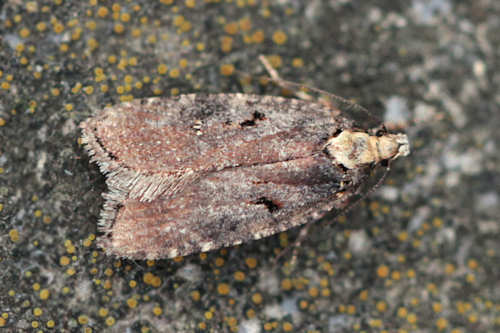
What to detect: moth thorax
<box><xmin>325</xmin><ymin>130</ymin><xmax>410</xmax><ymax>169</ymax></box>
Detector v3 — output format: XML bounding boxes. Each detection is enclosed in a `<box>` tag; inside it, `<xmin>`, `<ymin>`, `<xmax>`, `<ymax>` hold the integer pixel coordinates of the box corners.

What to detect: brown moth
<box><xmin>80</xmin><ymin>93</ymin><xmax>409</xmax><ymax>260</ymax></box>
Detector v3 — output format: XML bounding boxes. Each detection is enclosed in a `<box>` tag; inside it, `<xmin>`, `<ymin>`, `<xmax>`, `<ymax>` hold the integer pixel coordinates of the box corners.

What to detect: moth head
<box><xmin>325</xmin><ymin>130</ymin><xmax>410</xmax><ymax>169</ymax></box>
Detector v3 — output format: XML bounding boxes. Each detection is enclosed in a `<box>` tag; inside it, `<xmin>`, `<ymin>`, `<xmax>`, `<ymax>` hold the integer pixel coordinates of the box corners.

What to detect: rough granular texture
<box><xmin>80</xmin><ymin>93</ymin><xmax>409</xmax><ymax>259</ymax></box>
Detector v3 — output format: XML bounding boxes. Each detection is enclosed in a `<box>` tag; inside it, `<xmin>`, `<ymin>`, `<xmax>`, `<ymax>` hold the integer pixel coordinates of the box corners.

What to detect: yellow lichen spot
<box><xmin>105</xmin><ymin>316</ymin><xmax>115</xmax><ymax>327</ymax></box>
<box><xmin>224</xmin><ymin>22</ymin><xmax>239</xmax><ymax>35</ymax></box>
<box><xmin>391</xmin><ymin>270</ymin><xmax>401</xmax><ymax>280</ymax></box>
<box><xmin>107</xmin><ymin>55</ymin><xmax>117</xmax><ymax>64</ymax></box>
<box><xmin>78</xmin><ymin>315</ymin><xmax>89</xmax><ymax>325</ymax></box>
<box><xmin>245</xmin><ymin>257</ymin><xmax>257</xmax><ymax>269</ymax></box>
<box><xmin>9</xmin><ymin>229</ymin><xmax>19</xmax><ymax>242</ymax></box>
<box><xmin>251</xmin><ymin>30</ymin><xmax>265</xmax><ymax>43</ymax></box>
<box><xmin>1</xmin><ymin>82</ymin><xmax>10</xmax><ymax>90</ymax></box>
<box><xmin>60</xmin><ymin>43</ymin><xmax>69</xmax><ymax>52</ymax></box>
<box><xmin>153</xmin><ymin>306</ymin><xmax>163</xmax><ymax>316</ymax></box>
<box><xmin>282</xmin><ymin>321</ymin><xmax>293</xmax><ymax>331</ymax></box>
<box><xmin>212</xmin><ymin>257</ymin><xmax>224</xmax><ymax>267</ymax></box>
<box><xmin>377</xmin><ymin>265</ymin><xmax>390</xmax><ymax>278</ymax></box>
<box><xmin>33</xmin><ymin>307</ymin><xmax>43</xmax><ymax>316</ymax></box>
<box><xmin>267</xmin><ymin>55</ymin><xmax>282</xmax><ymax>68</ymax></box>
<box><xmin>66</xmin><ymin>267</ymin><xmax>76</xmax><ymax>276</ymax></box>
<box><xmin>292</xmin><ymin>58</ymin><xmax>304</xmax><ymax>68</ymax></box>
<box><xmin>376</xmin><ymin>301</ymin><xmax>387</xmax><ymax>312</ymax></box>
<box><xmin>191</xmin><ymin>290</ymin><xmax>201</xmax><ymax>301</ymax></box>
<box><xmin>46</xmin><ymin>319</ymin><xmax>55</xmax><ymax>328</ymax></box>
<box><xmin>466</xmin><ymin>273</ymin><xmax>475</xmax><ymax>283</ymax></box>
<box><xmin>467</xmin><ymin>259</ymin><xmax>478</xmax><ymax>270</ymax></box>
<box><xmin>179</xmin><ymin>58</ymin><xmax>188</xmax><ymax>68</ymax></box>
<box><xmin>436</xmin><ymin>317</ymin><xmax>448</xmax><ymax>330</ymax></box>
<box><xmin>53</xmin><ymin>23</ymin><xmax>64</xmax><ymax>34</ymax></box>
<box><xmin>65</xmin><ymin>104</ymin><xmax>74</xmax><ymax>111</ymax></box>
<box><xmin>104</xmin><ymin>268</ymin><xmax>113</xmax><ymax>277</ymax></box>
<box><xmin>234</xmin><ymin>271</ymin><xmax>245</xmax><ymax>281</ymax></box>
<box><xmin>204</xmin><ymin>311</ymin><xmax>213</xmax><ymax>320</ymax></box>
<box><xmin>96</xmin><ymin>6</ymin><xmax>108</xmax><ymax>18</ymax></box>
<box><xmin>16</xmin><ymin>43</ymin><xmax>26</xmax><ymax>53</ymax></box>
<box><xmin>169</xmin><ymin>68</ymin><xmax>180</xmax><ymax>78</ymax></box>
<box><xmin>398</xmin><ymin>231</ymin><xmax>408</xmax><ymax>241</ymax></box>
<box><xmin>407</xmin><ymin>269</ymin><xmax>416</xmax><ymax>278</ymax></box>
<box><xmin>51</xmin><ymin>88</ymin><xmax>60</xmax><ymax>96</ymax></box>
<box><xmin>217</xmin><ymin>283</ymin><xmax>230</xmax><ymax>295</ymax></box>
<box><xmin>39</xmin><ymin>289</ymin><xmax>50</xmax><ymax>300</ymax></box>
<box><xmin>220</xmin><ymin>64</ymin><xmax>235</xmax><ymax>76</ymax></box>
<box><xmin>157</xmin><ymin>64</ymin><xmax>168</xmax><ymax>75</ymax></box>
<box><xmin>98</xmin><ymin>308</ymin><xmax>109</xmax><ymax>317</ymax></box>
<box><xmin>31</xmin><ymin>321</ymin><xmax>39</xmax><ymax>328</ymax></box>
<box><xmin>121</xmin><ymin>12</ymin><xmax>131</xmax><ymax>22</ymax></box>
<box><xmin>196</xmin><ymin>42</ymin><xmax>205</xmax><ymax>51</ymax></box>
<box><xmin>113</xmin><ymin>23</ymin><xmax>125</xmax><ymax>34</ymax></box>
<box><xmin>36</xmin><ymin>22</ymin><xmax>47</xmax><ymax>32</ymax></box>
<box><xmin>238</xmin><ymin>17</ymin><xmax>252</xmax><ymax>31</ymax></box>
<box><xmin>116</xmin><ymin>86</ymin><xmax>125</xmax><ymax>94</ymax></box>
<box><xmin>308</xmin><ymin>286</ymin><xmax>319</xmax><ymax>298</ymax></box>
<box><xmin>369</xmin><ymin>319</ymin><xmax>382</xmax><ymax>328</ymax></box>
<box><xmin>83</xmin><ymin>21</ymin><xmax>96</xmax><ymax>31</ymax></box>
<box><xmin>251</xmin><ymin>292</ymin><xmax>262</xmax><ymax>304</ymax></box>
<box><xmin>127</xmin><ymin>297</ymin><xmax>138</xmax><ymax>308</ymax></box>
<box><xmin>407</xmin><ymin>312</ymin><xmax>417</xmax><ymax>324</ymax></box>
<box><xmin>19</xmin><ymin>28</ymin><xmax>31</xmax><ymax>38</ymax></box>
<box><xmin>281</xmin><ymin>278</ymin><xmax>292</xmax><ymax>291</ymax></box>
<box><xmin>220</xmin><ymin>36</ymin><xmax>233</xmax><ymax>53</ymax></box>
<box><xmin>397</xmin><ymin>307</ymin><xmax>408</xmax><ymax>318</ymax></box>
<box><xmin>129</xmin><ymin>280</ymin><xmax>137</xmax><ymax>288</ymax></box>
<box><xmin>272</xmin><ymin>30</ymin><xmax>287</xmax><ymax>45</ymax></box>
<box><xmin>84</xmin><ymin>86</ymin><xmax>94</xmax><ymax>95</ymax></box>
<box><xmin>445</xmin><ymin>263</ymin><xmax>455</xmax><ymax>274</ymax></box>
<box><xmin>359</xmin><ymin>290</ymin><xmax>369</xmax><ymax>301</ymax></box>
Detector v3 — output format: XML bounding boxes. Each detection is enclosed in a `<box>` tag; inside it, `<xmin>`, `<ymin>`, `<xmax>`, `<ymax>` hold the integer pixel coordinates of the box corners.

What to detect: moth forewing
<box><xmin>80</xmin><ymin>93</ymin><xmax>410</xmax><ymax>260</ymax></box>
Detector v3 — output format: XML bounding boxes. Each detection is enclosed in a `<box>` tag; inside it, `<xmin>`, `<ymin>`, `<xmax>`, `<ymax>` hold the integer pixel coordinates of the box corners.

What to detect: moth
<box><xmin>80</xmin><ymin>93</ymin><xmax>409</xmax><ymax>260</ymax></box>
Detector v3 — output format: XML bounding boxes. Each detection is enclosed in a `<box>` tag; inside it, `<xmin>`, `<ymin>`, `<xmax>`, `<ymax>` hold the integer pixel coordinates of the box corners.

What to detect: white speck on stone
<box><xmin>175</xmin><ymin>263</ymin><xmax>202</xmax><ymax>283</ymax></box>
<box><xmin>328</xmin><ymin>315</ymin><xmax>352</xmax><ymax>332</ymax></box>
<box><xmin>442</xmin><ymin>149</ymin><xmax>483</xmax><ymax>175</ymax></box>
<box><xmin>239</xmin><ymin>319</ymin><xmax>261</xmax><ymax>333</ymax></box>
<box><xmin>257</xmin><ymin>270</ymin><xmax>280</xmax><ymax>296</ymax></box>
<box><xmin>459</xmin><ymin>149</ymin><xmax>483</xmax><ymax>175</ymax></box>
<box><xmin>348</xmin><ymin>230</ymin><xmax>372</xmax><ymax>255</ymax></box>
<box><xmin>409</xmin><ymin>206</ymin><xmax>431</xmax><ymax>232</ymax></box>
<box><xmin>384</xmin><ymin>96</ymin><xmax>411</xmax><ymax>126</ymax></box>
<box><xmin>411</xmin><ymin>0</ymin><xmax>451</xmax><ymax>25</ymax></box>
<box><xmin>476</xmin><ymin>191</ymin><xmax>498</xmax><ymax>212</ymax></box>
<box><xmin>473</xmin><ymin>60</ymin><xmax>486</xmax><ymax>78</ymax></box>
<box><xmin>414</xmin><ymin>102</ymin><xmax>436</xmax><ymax>123</ymax></box>
<box><xmin>379</xmin><ymin>185</ymin><xmax>399</xmax><ymax>201</ymax></box>
<box><xmin>442</xmin><ymin>95</ymin><xmax>467</xmax><ymax>128</ymax></box>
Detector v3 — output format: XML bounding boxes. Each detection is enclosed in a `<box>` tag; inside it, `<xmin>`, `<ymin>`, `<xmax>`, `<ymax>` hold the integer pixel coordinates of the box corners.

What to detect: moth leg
<box><xmin>259</xmin><ymin>55</ymin><xmax>378</xmax><ymax>123</ymax></box>
<box><xmin>273</xmin><ymin>222</ymin><xmax>314</xmax><ymax>266</ymax></box>
<box><xmin>259</xmin><ymin>55</ymin><xmax>315</xmax><ymax>102</ymax></box>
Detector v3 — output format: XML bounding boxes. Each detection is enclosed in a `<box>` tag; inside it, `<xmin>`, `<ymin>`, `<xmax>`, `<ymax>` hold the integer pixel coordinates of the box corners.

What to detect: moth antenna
<box><xmin>258</xmin><ymin>55</ymin><xmax>380</xmax><ymax>125</ymax></box>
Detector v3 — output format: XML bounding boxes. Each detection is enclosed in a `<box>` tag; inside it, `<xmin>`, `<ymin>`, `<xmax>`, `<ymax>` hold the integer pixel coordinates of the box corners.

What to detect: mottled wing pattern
<box><xmin>101</xmin><ymin>154</ymin><xmax>368</xmax><ymax>259</ymax></box>
<box><xmin>81</xmin><ymin>94</ymin><xmax>361</xmax><ymax>259</ymax></box>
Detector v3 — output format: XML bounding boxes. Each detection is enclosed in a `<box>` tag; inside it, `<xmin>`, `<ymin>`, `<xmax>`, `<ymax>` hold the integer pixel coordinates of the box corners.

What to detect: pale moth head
<box><xmin>325</xmin><ymin>130</ymin><xmax>410</xmax><ymax>169</ymax></box>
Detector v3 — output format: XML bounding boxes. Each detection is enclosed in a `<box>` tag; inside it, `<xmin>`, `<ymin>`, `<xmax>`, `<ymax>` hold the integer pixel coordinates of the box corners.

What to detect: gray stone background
<box><xmin>1</xmin><ymin>0</ymin><xmax>499</xmax><ymax>332</ymax></box>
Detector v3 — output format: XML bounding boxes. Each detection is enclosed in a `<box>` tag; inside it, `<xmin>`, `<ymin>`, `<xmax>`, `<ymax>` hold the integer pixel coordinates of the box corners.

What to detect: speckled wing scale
<box><xmin>80</xmin><ymin>93</ymin><xmax>409</xmax><ymax>260</ymax></box>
